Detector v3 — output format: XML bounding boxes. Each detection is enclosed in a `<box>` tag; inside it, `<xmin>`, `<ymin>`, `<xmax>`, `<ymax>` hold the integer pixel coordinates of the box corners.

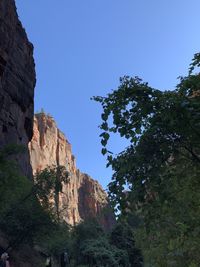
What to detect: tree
<box><xmin>34</xmin><ymin>166</ymin><xmax>69</xmax><ymax>221</ymax></box>
<box><xmin>110</xmin><ymin>222</ymin><xmax>143</xmax><ymax>267</ymax></box>
<box><xmin>0</xmin><ymin>145</ymin><xmax>55</xmax><ymax>249</ymax></box>
<box><xmin>0</xmin><ymin>145</ymin><xmax>69</xmax><ymax>251</ymax></box>
<box><xmin>36</xmin><ymin>222</ymin><xmax>71</xmax><ymax>255</ymax></box>
<box><xmin>93</xmin><ymin>53</ymin><xmax>200</xmax><ymax>266</ymax></box>
<box><xmin>70</xmin><ymin>219</ymin><xmax>130</xmax><ymax>267</ymax></box>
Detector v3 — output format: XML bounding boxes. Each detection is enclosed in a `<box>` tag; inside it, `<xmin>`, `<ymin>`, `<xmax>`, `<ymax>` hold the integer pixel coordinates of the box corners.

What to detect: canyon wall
<box><xmin>29</xmin><ymin>113</ymin><xmax>115</xmax><ymax>229</ymax></box>
<box><xmin>0</xmin><ymin>0</ymin><xmax>40</xmax><ymax>265</ymax></box>
<box><xmin>0</xmin><ymin>0</ymin><xmax>36</xmax><ymax>177</ymax></box>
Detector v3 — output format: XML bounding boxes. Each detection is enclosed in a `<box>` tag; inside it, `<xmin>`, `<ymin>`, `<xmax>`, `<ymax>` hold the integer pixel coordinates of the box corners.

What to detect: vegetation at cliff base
<box><xmin>0</xmin><ymin>145</ymin><xmax>142</xmax><ymax>266</ymax></box>
<box><xmin>94</xmin><ymin>53</ymin><xmax>200</xmax><ymax>266</ymax></box>
<box><xmin>0</xmin><ymin>145</ymin><xmax>68</xmax><ymax>251</ymax></box>
<box><xmin>69</xmin><ymin>219</ymin><xmax>142</xmax><ymax>267</ymax></box>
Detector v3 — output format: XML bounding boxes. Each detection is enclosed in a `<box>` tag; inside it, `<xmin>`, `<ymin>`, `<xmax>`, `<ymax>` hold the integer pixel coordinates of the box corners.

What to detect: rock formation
<box><xmin>29</xmin><ymin>113</ymin><xmax>115</xmax><ymax>230</ymax></box>
<box><xmin>0</xmin><ymin>0</ymin><xmax>36</xmax><ymax>177</ymax></box>
<box><xmin>0</xmin><ymin>1</ymin><xmax>41</xmax><ymax>265</ymax></box>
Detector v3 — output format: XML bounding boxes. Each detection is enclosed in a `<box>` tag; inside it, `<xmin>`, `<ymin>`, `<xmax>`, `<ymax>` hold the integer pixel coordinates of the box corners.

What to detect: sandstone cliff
<box><xmin>0</xmin><ymin>0</ymin><xmax>36</xmax><ymax>177</ymax></box>
<box><xmin>0</xmin><ymin>0</ymin><xmax>39</xmax><ymax>265</ymax></box>
<box><xmin>29</xmin><ymin>113</ymin><xmax>115</xmax><ymax>229</ymax></box>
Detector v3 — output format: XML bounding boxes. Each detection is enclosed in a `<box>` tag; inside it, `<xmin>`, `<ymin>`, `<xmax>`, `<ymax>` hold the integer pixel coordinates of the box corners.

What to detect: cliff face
<box><xmin>0</xmin><ymin>0</ymin><xmax>36</xmax><ymax>177</ymax></box>
<box><xmin>0</xmin><ymin>0</ymin><xmax>39</xmax><ymax>265</ymax></box>
<box><xmin>29</xmin><ymin>113</ymin><xmax>115</xmax><ymax>229</ymax></box>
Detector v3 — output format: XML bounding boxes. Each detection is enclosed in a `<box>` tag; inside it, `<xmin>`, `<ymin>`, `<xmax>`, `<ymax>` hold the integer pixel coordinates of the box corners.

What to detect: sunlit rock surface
<box><xmin>29</xmin><ymin>113</ymin><xmax>115</xmax><ymax>229</ymax></box>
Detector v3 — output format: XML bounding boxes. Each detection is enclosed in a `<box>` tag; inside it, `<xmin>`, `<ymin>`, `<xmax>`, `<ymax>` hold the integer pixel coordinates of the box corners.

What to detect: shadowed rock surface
<box><xmin>0</xmin><ymin>0</ymin><xmax>36</xmax><ymax>177</ymax></box>
<box><xmin>29</xmin><ymin>113</ymin><xmax>115</xmax><ymax>230</ymax></box>
<box><xmin>0</xmin><ymin>0</ymin><xmax>41</xmax><ymax>266</ymax></box>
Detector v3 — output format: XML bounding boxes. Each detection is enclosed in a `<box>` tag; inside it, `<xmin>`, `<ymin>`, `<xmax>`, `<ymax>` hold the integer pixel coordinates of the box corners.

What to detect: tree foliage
<box><xmin>110</xmin><ymin>221</ymin><xmax>143</xmax><ymax>267</ymax></box>
<box><xmin>69</xmin><ymin>219</ymin><xmax>141</xmax><ymax>267</ymax></box>
<box><xmin>93</xmin><ymin>53</ymin><xmax>200</xmax><ymax>266</ymax></box>
<box><xmin>0</xmin><ymin>145</ymin><xmax>69</xmax><ymax>253</ymax></box>
<box><xmin>0</xmin><ymin>145</ymin><xmax>55</xmax><ymax>249</ymax></box>
<box><xmin>34</xmin><ymin>166</ymin><xmax>69</xmax><ymax>221</ymax></box>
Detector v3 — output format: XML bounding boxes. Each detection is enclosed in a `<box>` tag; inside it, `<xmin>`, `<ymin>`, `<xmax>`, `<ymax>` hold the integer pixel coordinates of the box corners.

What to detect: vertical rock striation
<box><xmin>0</xmin><ymin>0</ymin><xmax>36</xmax><ymax>177</ymax></box>
<box><xmin>29</xmin><ymin>113</ymin><xmax>115</xmax><ymax>230</ymax></box>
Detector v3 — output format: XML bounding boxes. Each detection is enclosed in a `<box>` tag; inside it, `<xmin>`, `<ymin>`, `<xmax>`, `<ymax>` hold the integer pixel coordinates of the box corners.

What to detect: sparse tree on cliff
<box><xmin>34</xmin><ymin>166</ymin><xmax>69</xmax><ymax>221</ymax></box>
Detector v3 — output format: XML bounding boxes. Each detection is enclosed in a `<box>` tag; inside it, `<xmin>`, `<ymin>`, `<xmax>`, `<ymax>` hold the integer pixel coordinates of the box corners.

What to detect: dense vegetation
<box><xmin>0</xmin><ymin>145</ymin><xmax>69</xmax><ymax>252</ymax></box>
<box><xmin>0</xmin><ymin>145</ymin><xmax>142</xmax><ymax>266</ymax></box>
<box><xmin>69</xmin><ymin>219</ymin><xmax>142</xmax><ymax>267</ymax></box>
<box><xmin>93</xmin><ymin>54</ymin><xmax>200</xmax><ymax>266</ymax></box>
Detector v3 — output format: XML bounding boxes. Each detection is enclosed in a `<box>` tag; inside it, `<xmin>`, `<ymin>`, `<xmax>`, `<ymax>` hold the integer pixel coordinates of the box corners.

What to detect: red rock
<box><xmin>29</xmin><ymin>113</ymin><xmax>115</xmax><ymax>230</ymax></box>
<box><xmin>0</xmin><ymin>0</ymin><xmax>36</xmax><ymax>177</ymax></box>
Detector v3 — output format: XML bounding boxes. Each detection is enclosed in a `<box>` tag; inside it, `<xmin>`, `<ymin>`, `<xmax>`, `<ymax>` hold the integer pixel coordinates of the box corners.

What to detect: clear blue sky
<box><xmin>16</xmin><ymin>0</ymin><xmax>200</xmax><ymax>189</ymax></box>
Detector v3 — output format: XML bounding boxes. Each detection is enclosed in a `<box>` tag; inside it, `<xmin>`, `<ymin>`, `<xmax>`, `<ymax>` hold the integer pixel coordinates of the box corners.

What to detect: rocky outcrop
<box><xmin>0</xmin><ymin>0</ymin><xmax>36</xmax><ymax>177</ymax></box>
<box><xmin>29</xmin><ymin>113</ymin><xmax>115</xmax><ymax>230</ymax></box>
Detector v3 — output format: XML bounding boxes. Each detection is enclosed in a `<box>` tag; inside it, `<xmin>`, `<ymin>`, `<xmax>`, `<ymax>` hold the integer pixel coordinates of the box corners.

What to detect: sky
<box><xmin>15</xmin><ymin>0</ymin><xmax>200</xmax><ymax>189</ymax></box>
